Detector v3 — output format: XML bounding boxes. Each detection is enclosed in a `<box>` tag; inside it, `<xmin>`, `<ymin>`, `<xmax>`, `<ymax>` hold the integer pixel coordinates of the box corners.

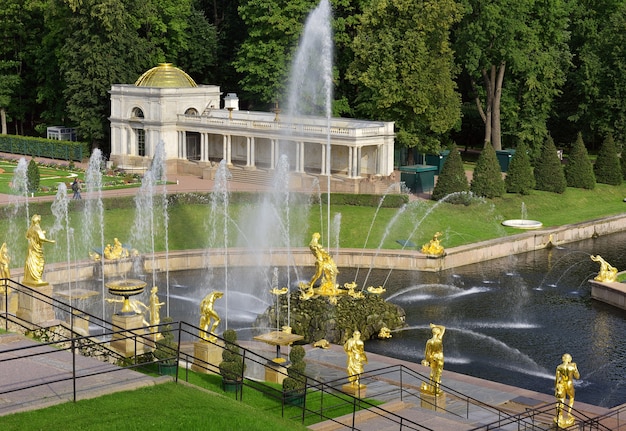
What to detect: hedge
<box><xmin>0</xmin><ymin>135</ymin><xmax>89</xmax><ymax>162</ymax></box>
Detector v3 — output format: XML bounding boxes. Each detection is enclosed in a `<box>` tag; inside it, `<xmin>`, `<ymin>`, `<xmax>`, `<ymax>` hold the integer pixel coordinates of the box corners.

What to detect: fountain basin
<box><xmin>106</xmin><ymin>279</ymin><xmax>147</xmax><ymax>315</ymax></box>
<box><xmin>501</xmin><ymin>219</ymin><xmax>543</xmax><ymax>229</ymax></box>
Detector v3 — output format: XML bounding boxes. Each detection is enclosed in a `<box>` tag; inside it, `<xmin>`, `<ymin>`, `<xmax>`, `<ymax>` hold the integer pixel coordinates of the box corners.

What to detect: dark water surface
<box><xmin>65</xmin><ymin>231</ymin><xmax>626</xmax><ymax>408</ymax></box>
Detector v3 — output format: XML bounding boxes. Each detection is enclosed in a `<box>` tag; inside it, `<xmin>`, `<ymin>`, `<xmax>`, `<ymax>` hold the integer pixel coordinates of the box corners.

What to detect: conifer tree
<box><xmin>470</xmin><ymin>143</ymin><xmax>505</xmax><ymax>198</ymax></box>
<box><xmin>432</xmin><ymin>145</ymin><xmax>469</xmax><ymax>201</ymax></box>
<box><xmin>26</xmin><ymin>159</ymin><xmax>40</xmax><ymax>193</ymax></box>
<box><xmin>565</xmin><ymin>132</ymin><xmax>595</xmax><ymax>189</ymax></box>
<box><xmin>534</xmin><ymin>135</ymin><xmax>567</xmax><ymax>193</ymax></box>
<box><xmin>505</xmin><ymin>141</ymin><xmax>535</xmax><ymax>194</ymax></box>
<box><xmin>594</xmin><ymin>134</ymin><xmax>622</xmax><ymax>185</ymax></box>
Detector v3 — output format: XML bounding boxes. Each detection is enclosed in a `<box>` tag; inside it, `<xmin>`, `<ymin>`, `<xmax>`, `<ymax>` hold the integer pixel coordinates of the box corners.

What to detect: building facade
<box><xmin>109</xmin><ymin>63</ymin><xmax>397</xmax><ymax>193</ymax></box>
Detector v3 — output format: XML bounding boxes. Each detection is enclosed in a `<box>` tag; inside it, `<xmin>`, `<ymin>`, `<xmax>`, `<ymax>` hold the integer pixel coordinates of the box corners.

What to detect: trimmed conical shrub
<box><xmin>594</xmin><ymin>134</ymin><xmax>622</xmax><ymax>185</ymax></box>
<box><xmin>534</xmin><ymin>135</ymin><xmax>566</xmax><ymax>193</ymax></box>
<box><xmin>505</xmin><ymin>141</ymin><xmax>535</xmax><ymax>194</ymax></box>
<box><xmin>565</xmin><ymin>133</ymin><xmax>595</xmax><ymax>189</ymax></box>
<box><xmin>470</xmin><ymin>142</ymin><xmax>505</xmax><ymax>198</ymax></box>
<box><xmin>27</xmin><ymin>159</ymin><xmax>40</xmax><ymax>193</ymax></box>
<box><xmin>432</xmin><ymin>145</ymin><xmax>469</xmax><ymax>201</ymax></box>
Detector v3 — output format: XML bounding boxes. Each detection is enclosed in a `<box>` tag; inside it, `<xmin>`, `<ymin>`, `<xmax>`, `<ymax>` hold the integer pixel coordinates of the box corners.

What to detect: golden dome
<box><xmin>134</xmin><ymin>63</ymin><xmax>197</xmax><ymax>88</ymax></box>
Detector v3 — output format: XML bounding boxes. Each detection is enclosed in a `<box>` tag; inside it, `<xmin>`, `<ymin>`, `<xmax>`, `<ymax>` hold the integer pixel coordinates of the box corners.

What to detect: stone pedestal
<box><xmin>342</xmin><ymin>383</ymin><xmax>367</xmax><ymax>398</ymax></box>
<box><xmin>110</xmin><ymin>313</ymin><xmax>146</xmax><ymax>357</ymax></box>
<box><xmin>420</xmin><ymin>390</ymin><xmax>446</xmax><ymax>411</ymax></box>
<box><xmin>265</xmin><ymin>361</ymin><xmax>288</xmax><ymax>384</ymax></box>
<box><xmin>17</xmin><ymin>284</ymin><xmax>55</xmax><ymax>325</ymax></box>
<box><xmin>0</xmin><ymin>291</ymin><xmax>18</xmax><ymax>315</ymax></box>
<box><xmin>69</xmin><ymin>310</ymin><xmax>90</xmax><ymax>336</ymax></box>
<box><xmin>191</xmin><ymin>341</ymin><xmax>223</xmax><ymax>374</ymax></box>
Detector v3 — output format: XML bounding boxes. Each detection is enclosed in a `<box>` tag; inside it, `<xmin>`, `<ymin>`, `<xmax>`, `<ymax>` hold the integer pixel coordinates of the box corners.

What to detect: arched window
<box><xmin>131</xmin><ymin>107</ymin><xmax>144</xmax><ymax>118</ymax></box>
<box><xmin>185</xmin><ymin>108</ymin><xmax>199</xmax><ymax>116</ymax></box>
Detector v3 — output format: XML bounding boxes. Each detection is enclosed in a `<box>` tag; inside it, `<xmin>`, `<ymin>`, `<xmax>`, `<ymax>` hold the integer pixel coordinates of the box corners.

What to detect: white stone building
<box><xmin>109</xmin><ymin>63</ymin><xmax>397</xmax><ymax>193</ymax></box>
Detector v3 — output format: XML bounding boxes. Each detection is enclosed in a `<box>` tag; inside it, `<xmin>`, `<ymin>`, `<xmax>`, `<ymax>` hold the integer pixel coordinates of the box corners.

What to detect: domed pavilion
<box><xmin>109</xmin><ymin>63</ymin><xmax>396</xmax><ymax>193</ymax></box>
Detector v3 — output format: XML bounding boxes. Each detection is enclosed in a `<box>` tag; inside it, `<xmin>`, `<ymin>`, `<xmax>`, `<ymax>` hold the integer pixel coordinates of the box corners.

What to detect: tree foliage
<box><xmin>27</xmin><ymin>159</ymin><xmax>40</xmax><ymax>193</ymax></box>
<box><xmin>454</xmin><ymin>0</ymin><xmax>571</xmax><ymax>152</ymax></box>
<box><xmin>564</xmin><ymin>132</ymin><xmax>595</xmax><ymax>189</ymax></box>
<box><xmin>505</xmin><ymin>141</ymin><xmax>535</xmax><ymax>194</ymax></box>
<box><xmin>470</xmin><ymin>143</ymin><xmax>505</xmax><ymax>198</ymax></box>
<box><xmin>348</xmin><ymin>0</ymin><xmax>462</xmax><ymax>154</ymax></box>
<box><xmin>432</xmin><ymin>145</ymin><xmax>469</xmax><ymax>201</ymax></box>
<box><xmin>594</xmin><ymin>134</ymin><xmax>622</xmax><ymax>185</ymax></box>
<box><xmin>534</xmin><ymin>135</ymin><xmax>566</xmax><ymax>193</ymax></box>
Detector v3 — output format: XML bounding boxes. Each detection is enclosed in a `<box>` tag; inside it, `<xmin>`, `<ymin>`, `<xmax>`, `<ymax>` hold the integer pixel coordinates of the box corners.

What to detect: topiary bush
<box><xmin>431</xmin><ymin>145</ymin><xmax>469</xmax><ymax>201</ymax></box>
<box><xmin>594</xmin><ymin>134</ymin><xmax>622</xmax><ymax>185</ymax></box>
<box><xmin>534</xmin><ymin>135</ymin><xmax>567</xmax><ymax>193</ymax></box>
<box><xmin>219</xmin><ymin>329</ymin><xmax>245</xmax><ymax>381</ymax></box>
<box><xmin>27</xmin><ymin>159</ymin><xmax>40</xmax><ymax>193</ymax></box>
<box><xmin>470</xmin><ymin>143</ymin><xmax>505</xmax><ymax>198</ymax></box>
<box><xmin>565</xmin><ymin>132</ymin><xmax>595</xmax><ymax>189</ymax></box>
<box><xmin>283</xmin><ymin>345</ymin><xmax>307</xmax><ymax>395</ymax></box>
<box><xmin>505</xmin><ymin>141</ymin><xmax>535</xmax><ymax>194</ymax></box>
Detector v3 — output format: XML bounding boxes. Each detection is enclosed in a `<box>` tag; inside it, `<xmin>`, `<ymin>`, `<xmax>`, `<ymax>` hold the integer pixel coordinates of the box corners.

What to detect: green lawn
<box><xmin>0</xmin><ymin>382</ymin><xmax>308</xmax><ymax>431</ymax></box>
<box><xmin>0</xmin><ymin>368</ymin><xmax>382</xmax><ymax>430</ymax></box>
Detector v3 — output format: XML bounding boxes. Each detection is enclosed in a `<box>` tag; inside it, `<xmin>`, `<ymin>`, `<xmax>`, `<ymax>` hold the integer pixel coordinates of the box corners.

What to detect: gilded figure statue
<box><xmin>554</xmin><ymin>353</ymin><xmax>580</xmax><ymax>427</ymax></box>
<box><xmin>23</xmin><ymin>214</ymin><xmax>55</xmax><ymax>287</ymax></box>
<box><xmin>148</xmin><ymin>286</ymin><xmax>165</xmax><ymax>326</ymax></box>
<box><xmin>421</xmin><ymin>323</ymin><xmax>446</xmax><ymax>395</ymax></box>
<box><xmin>199</xmin><ymin>291</ymin><xmax>223</xmax><ymax>342</ymax></box>
<box><xmin>378</xmin><ymin>326</ymin><xmax>392</xmax><ymax>339</ymax></box>
<box><xmin>590</xmin><ymin>255</ymin><xmax>618</xmax><ymax>282</ymax></box>
<box><xmin>308</xmin><ymin>232</ymin><xmax>339</xmax><ymax>295</ymax></box>
<box><xmin>344</xmin><ymin>330</ymin><xmax>368</xmax><ymax>388</ymax></box>
<box><xmin>0</xmin><ymin>242</ymin><xmax>10</xmax><ymax>294</ymax></box>
<box><xmin>421</xmin><ymin>232</ymin><xmax>445</xmax><ymax>257</ymax></box>
<box><xmin>104</xmin><ymin>238</ymin><xmax>129</xmax><ymax>260</ymax></box>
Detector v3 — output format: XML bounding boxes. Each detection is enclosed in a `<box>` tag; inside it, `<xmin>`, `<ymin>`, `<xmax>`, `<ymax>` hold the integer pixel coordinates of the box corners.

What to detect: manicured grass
<box><xmin>1</xmin><ymin>182</ymin><xmax>626</xmax><ymax>265</ymax></box>
<box><xmin>0</xmin><ymin>382</ymin><xmax>308</xmax><ymax>431</ymax></box>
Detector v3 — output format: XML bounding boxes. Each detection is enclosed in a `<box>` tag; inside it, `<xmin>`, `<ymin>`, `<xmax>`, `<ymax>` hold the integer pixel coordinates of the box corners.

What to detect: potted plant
<box><xmin>282</xmin><ymin>345</ymin><xmax>307</xmax><ymax>406</ymax></box>
<box><xmin>219</xmin><ymin>329</ymin><xmax>245</xmax><ymax>392</ymax></box>
<box><xmin>152</xmin><ymin>317</ymin><xmax>178</xmax><ymax>376</ymax></box>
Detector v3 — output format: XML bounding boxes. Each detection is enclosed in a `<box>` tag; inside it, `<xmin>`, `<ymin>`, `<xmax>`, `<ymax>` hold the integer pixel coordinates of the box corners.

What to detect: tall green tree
<box><xmin>505</xmin><ymin>141</ymin><xmax>534</xmax><ymax>194</ymax></box>
<box><xmin>470</xmin><ymin>142</ymin><xmax>505</xmax><ymax>198</ymax></box>
<box><xmin>553</xmin><ymin>0</ymin><xmax>626</xmax><ymax>147</ymax></box>
<box><xmin>432</xmin><ymin>145</ymin><xmax>469</xmax><ymax>201</ymax></box>
<box><xmin>534</xmin><ymin>135</ymin><xmax>567</xmax><ymax>193</ymax></box>
<box><xmin>348</xmin><ymin>0</ymin><xmax>462</xmax><ymax>155</ymax></box>
<box><xmin>594</xmin><ymin>134</ymin><xmax>622</xmax><ymax>185</ymax></box>
<box><xmin>564</xmin><ymin>132</ymin><xmax>595</xmax><ymax>189</ymax></box>
<box><xmin>454</xmin><ymin>0</ymin><xmax>571</xmax><ymax>152</ymax></box>
<box><xmin>234</xmin><ymin>0</ymin><xmax>319</xmax><ymax>107</ymax></box>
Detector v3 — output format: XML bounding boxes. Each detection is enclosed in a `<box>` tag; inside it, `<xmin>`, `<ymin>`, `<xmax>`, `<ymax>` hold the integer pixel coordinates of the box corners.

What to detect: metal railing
<box><xmin>2</xmin><ymin>279</ymin><xmax>625</xmax><ymax>430</ymax></box>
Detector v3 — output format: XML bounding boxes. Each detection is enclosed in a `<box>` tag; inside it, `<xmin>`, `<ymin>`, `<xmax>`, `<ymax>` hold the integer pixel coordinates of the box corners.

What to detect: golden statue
<box><xmin>0</xmin><ymin>242</ymin><xmax>10</xmax><ymax>294</ymax></box>
<box><xmin>421</xmin><ymin>232</ymin><xmax>445</xmax><ymax>257</ymax></box>
<box><xmin>590</xmin><ymin>255</ymin><xmax>618</xmax><ymax>282</ymax></box>
<box><xmin>343</xmin><ymin>330</ymin><xmax>368</xmax><ymax>388</ymax></box>
<box><xmin>23</xmin><ymin>214</ymin><xmax>55</xmax><ymax>287</ymax></box>
<box><xmin>378</xmin><ymin>326</ymin><xmax>392</xmax><ymax>339</ymax></box>
<box><xmin>313</xmin><ymin>339</ymin><xmax>330</xmax><ymax>349</ymax></box>
<box><xmin>104</xmin><ymin>238</ymin><xmax>129</xmax><ymax>260</ymax></box>
<box><xmin>554</xmin><ymin>353</ymin><xmax>580</xmax><ymax>427</ymax></box>
<box><xmin>421</xmin><ymin>323</ymin><xmax>446</xmax><ymax>395</ymax></box>
<box><xmin>148</xmin><ymin>286</ymin><xmax>165</xmax><ymax>326</ymax></box>
<box><xmin>199</xmin><ymin>291</ymin><xmax>223</xmax><ymax>342</ymax></box>
<box><xmin>308</xmin><ymin>232</ymin><xmax>339</xmax><ymax>295</ymax></box>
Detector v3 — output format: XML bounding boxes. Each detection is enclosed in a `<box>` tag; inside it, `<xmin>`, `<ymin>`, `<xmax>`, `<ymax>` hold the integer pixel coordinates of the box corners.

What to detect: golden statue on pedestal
<box><xmin>554</xmin><ymin>353</ymin><xmax>580</xmax><ymax>428</ymax></box>
<box><xmin>421</xmin><ymin>323</ymin><xmax>446</xmax><ymax>395</ymax></box>
<box><xmin>591</xmin><ymin>255</ymin><xmax>618</xmax><ymax>282</ymax></box>
<box><xmin>0</xmin><ymin>242</ymin><xmax>11</xmax><ymax>294</ymax></box>
<box><xmin>308</xmin><ymin>232</ymin><xmax>339</xmax><ymax>294</ymax></box>
<box><xmin>104</xmin><ymin>238</ymin><xmax>130</xmax><ymax>260</ymax></box>
<box><xmin>199</xmin><ymin>291</ymin><xmax>223</xmax><ymax>342</ymax></box>
<box><xmin>421</xmin><ymin>232</ymin><xmax>445</xmax><ymax>257</ymax></box>
<box><xmin>23</xmin><ymin>214</ymin><xmax>55</xmax><ymax>287</ymax></box>
<box><xmin>344</xmin><ymin>330</ymin><xmax>368</xmax><ymax>388</ymax></box>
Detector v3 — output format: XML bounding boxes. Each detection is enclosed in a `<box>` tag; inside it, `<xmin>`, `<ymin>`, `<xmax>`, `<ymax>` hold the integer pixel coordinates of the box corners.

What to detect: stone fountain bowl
<box><xmin>106</xmin><ymin>279</ymin><xmax>147</xmax><ymax>297</ymax></box>
<box><xmin>501</xmin><ymin>219</ymin><xmax>543</xmax><ymax>230</ymax></box>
